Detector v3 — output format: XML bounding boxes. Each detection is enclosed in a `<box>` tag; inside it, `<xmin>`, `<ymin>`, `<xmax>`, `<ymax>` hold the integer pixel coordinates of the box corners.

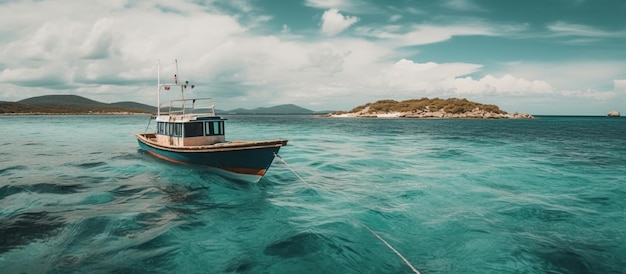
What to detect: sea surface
<box><xmin>1</xmin><ymin>114</ymin><xmax>625</xmax><ymax>273</ymax></box>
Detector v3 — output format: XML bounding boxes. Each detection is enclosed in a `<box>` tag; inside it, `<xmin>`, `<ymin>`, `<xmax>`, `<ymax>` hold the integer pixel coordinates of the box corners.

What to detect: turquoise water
<box><xmin>1</xmin><ymin>115</ymin><xmax>625</xmax><ymax>273</ymax></box>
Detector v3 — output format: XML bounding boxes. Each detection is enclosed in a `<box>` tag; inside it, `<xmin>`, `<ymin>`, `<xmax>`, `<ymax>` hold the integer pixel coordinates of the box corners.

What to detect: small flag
<box><xmin>164</xmin><ymin>85</ymin><xmax>170</xmax><ymax>90</ymax></box>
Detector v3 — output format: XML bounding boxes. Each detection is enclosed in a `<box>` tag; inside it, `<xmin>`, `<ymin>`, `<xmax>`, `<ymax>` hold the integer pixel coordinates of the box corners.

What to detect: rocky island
<box><xmin>607</xmin><ymin>110</ymin><xmax>621</xmax><ymax>117</ymax></box>
<box><xmin>330</xmin><ymin>98</ymin><xmax>533</xmax><ymax>119</ymax></box>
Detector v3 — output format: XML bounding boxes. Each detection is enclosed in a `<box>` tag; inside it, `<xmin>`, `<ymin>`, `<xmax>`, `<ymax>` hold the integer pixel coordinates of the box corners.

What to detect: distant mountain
<box><xmin>0</xmin><ymin>95</ymin><xmax>156</xmax><ymax>114</ymax></box>
<box><xmin>20</xmin><ymin>95</ymin><xmax>103</xmax><ymax>107</ymax></box>
<box><xmin>1</xmin><ymin>95</ymin><xmax>315</xmax><ymax>115</ymax></box>
<box><xmin>108</xmin><ymin>101</ymin><xmax>157</xmax><ymax>113</ymax></box>
<box><xmin>224</xmin><ymin>104</ymin><xmax>314</xmax><ymax>114</ymax></box>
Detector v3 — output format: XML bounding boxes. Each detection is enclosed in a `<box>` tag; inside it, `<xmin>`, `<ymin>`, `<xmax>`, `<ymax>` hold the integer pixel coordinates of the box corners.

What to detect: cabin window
<box><xmin>205</xmin><ymin>121</ymin><xmax>224</xmax><ymax>136</ymax></box>
<box><xmin>157</xmin><ymin>122</ymin><xmax>164</xmax><ymax>134</ymax></box>
<box><xmin>173</xmin><ymin>123</ymin><xmax>182</xmax><ymax>137</ymax></box>
<box><xmin>184</xmin><ymin>122</ymin><xmax>204</xmax><ymax>137</ymax></box>
<box><xmin>215</xmin><ymin>121</ymin><xmax>223</xmax><ymax>135</ymax></box>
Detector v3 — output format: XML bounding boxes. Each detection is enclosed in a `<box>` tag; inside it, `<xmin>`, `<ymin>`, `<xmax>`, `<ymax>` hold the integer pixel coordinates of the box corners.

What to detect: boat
<box><xmin>136</xmin><ymin>61</ymin><xmax>288</xmax><ymax>182</ymax></box>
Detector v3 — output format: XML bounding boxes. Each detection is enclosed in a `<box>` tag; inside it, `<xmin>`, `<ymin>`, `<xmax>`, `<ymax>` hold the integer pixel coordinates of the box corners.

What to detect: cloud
<box><xmin>306</xmin><ymin>47</ymin><xmax>350</xmax><ymax>74</ymax></box>
<box><xmin>0</xmin><ymin>1</ymin><xmax>246</xmax><ymax>89</ymax></box>
<box><xmin>450</xmin><ymin>75</ymin><xmax>553</xmax><ymax>95</ymax></box>
<box><xmin>561</xmin><ymin>89</ymin><xmax>617</xmax><ymax>100</ymax></box>
<box><xmin>547</xmin><ymin>21</ymin><xmax>624</xmax><ymax>37</ymax></box>
<box><xmin>80</xmin><ymin>18</ymin><xmax>115</xmax><ymax>59</ymax></box>
<box><xmin>613</xmin><ymin>79</ymin><xmax>626</xmax><ymax>91</ymax></box>
<box><xmin>355</xmin><ymin>20</ymin><xmax>513</xmax><ymax>46</ymax></box>
<box><xmin>503</xmin><ymin>61</ymin><xmax>625</xmax><ymax>92</ymax></box>
<box><xmin>380</xmin><ymin>59</ymin><xmax>552</xmax><ymax>96</ymax></box>
<box><xmin>389</xmin><ymin>15</ymin><xmax>402</xmax><ymax>22</ymax></box>
<box><xmin>400</xmin><ymin>24</ymin><xmax>493</xmax><ymax>45</ymax></box>
<box><xmin>3</xmin><ymin>18</ymin><xmax>88</xmax><ymax>61</ymax></box>
<box><xmin>304</xmin><ymin>0</ymin><xmax>376</xmax><ymax>13</ymax></box>
<box><xmin>0</xmin><ymin>65</ymin><xmax>72</xmax><ymax>88</ymax></box>
<box><xmin>442</xmin><ymin>0</ymin><xmax>486</xmax><ymax>11</ymax></box>
<box><xmin>320</xmin><ymin>9</ymin><xmax>359</xmax><ymax>36</ymax></box>
<box><xmin>305</xmin><ymin>0</ymin><xmax>348</xmax><ymax>9</ymax></box>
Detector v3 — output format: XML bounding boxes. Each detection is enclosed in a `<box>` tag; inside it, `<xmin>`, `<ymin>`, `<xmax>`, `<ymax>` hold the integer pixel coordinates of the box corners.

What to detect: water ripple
<box><xmin>1</xmin><ymin>115</ymin><xmax>625</xmax><ymax>273</ymax></box>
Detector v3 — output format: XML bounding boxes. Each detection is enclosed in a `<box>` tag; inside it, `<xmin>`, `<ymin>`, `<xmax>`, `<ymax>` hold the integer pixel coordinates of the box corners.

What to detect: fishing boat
<box><xmin>136</xmin><ymin>61</ymin><xmax>288</xmax><ymax>182</ymax></box>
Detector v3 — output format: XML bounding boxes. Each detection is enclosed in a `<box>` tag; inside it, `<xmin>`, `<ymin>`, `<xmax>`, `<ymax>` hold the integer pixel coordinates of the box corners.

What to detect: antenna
<box><xmin>175</xmin><ymin>59</ymin><xmax>184</xmax><ymax>101</ymax></box>
<box><xmin>157</xmin><ymin>60</ymin><xmax>161</xmax><ymax>117</ymax></box>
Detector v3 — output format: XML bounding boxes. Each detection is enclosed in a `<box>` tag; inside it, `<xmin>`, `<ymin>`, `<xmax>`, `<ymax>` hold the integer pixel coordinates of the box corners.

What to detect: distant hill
<box><xmin>1</xmin><ymin>95</ymin><xmax>156</xmax><ymax>114</ymax></box>
<box><xmin>108</xmin><ymin>101</ymin><xmax>157</xmax><ymax>113</ymax></box>
<box><xmin>1</xmin><ymin>95</ymin><xmax>315</xmax><ymax>115</ymax></box>
<box><xmin>19</xmin><ymin>95</ymin><xmax>102</xmax><ymax>107</ymax></box>
<box><xmin>224</xmin><ymin>104</ymin><xmax>314</xmax><ymax>114</ymax></box>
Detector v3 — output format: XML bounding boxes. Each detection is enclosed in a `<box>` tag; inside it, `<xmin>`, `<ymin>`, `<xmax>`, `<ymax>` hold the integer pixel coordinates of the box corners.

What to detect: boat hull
<box><xmin>136</xmin><ymin>133</ymin><xmax>287</xmax><ymax>182</ymax></box>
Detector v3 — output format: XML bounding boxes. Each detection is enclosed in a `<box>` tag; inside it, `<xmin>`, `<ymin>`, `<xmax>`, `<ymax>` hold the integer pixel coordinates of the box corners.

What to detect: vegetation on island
<box><xmin>336</xmin><ymin>98</ymin><xmax>506</xmax><ymax>115</ymax></box>
<box><xmin>331</xmin><ymin>97</ymin><xmax>533</xmax><ymax>119</ymax></box>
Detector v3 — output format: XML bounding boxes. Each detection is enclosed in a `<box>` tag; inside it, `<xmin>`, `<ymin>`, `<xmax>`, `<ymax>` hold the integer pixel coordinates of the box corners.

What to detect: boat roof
<box><xmin>155</xmin><ymin>113</ymin><xmax>225</xmax><ymax>123</ymax></box>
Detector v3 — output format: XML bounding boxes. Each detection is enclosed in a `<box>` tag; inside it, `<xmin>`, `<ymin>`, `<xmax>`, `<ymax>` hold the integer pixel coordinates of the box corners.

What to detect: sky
<box><xmin>1</xmin><ymin>0</ymin><xmax>625</xmax><ymax>115</ymax></box>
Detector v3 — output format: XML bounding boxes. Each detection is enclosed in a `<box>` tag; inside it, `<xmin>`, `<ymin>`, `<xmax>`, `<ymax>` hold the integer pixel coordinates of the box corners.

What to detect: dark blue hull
<box><xmin>136</xmin><ymin>134</ymin><xmax>287</xmax><ymax>182</ymax></box>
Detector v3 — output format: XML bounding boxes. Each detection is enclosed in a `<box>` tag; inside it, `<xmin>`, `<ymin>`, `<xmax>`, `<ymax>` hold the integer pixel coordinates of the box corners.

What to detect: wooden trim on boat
<box><xmin>136</xmin><ymin>133</ymin><xmax>287</xmax><ymax>153</ymax></box>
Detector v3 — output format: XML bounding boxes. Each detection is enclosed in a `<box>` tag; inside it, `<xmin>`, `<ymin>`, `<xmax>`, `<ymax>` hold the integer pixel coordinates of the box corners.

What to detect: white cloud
<box><xmin>450</xmin><ymin>75</ymin><xmax>553</xmax><ymax>95</ymax></box>
<box><xmin>320</xmin><ymin>9</ymin><xmax>359</xmax><ymax>36</ymax></box>
<box><xmin>80</xmin><ymin>18</ymin><xmax>115</xmax><ymax>59</ymax></box>
<box><xmin>547</xmin><ymin>21</ymin><xmax>623</xmax><ymax>37</ymax></box>
<box><xmin>561</xmin><ymin>89</ymin><xmax>617</xmax><ymax>100</ymax></box>
<box><xmin>379</xmin><ymin>59</ymin><xmax>552</xmax><ymax>97</ymax></box>
<box><xmin>356</xmin><ymin>21</ymin><xmax>501</xmax><ymax>46</ymax></box>
<box><xmin>503</xmin><ymin>61</ymin><xmax>625</xmax><ymax>91</ymax></box>
<box><xmin>401</xmin><ymin>24</ymin><xmax>493</xmax><ymax>45</ymax></box>
<box><xmin>305</xmin><ymin>0</ymin><xmax>348</xmax><ymax>9</ymax></box>
<box><xmin>384</xmin><ymin>59</ymin><xmax>481</xmax><ymax>86</ymax></box>
<box><xmin>0</xmin><ymin>65</ymin><xmax>72</xmax><ymax>87</ymax></box>
<box><xmin>304</xmin><ymin>0</ymin><xmax>376</xmax><ymax>13</ymax></box>
<box><xmin>613</xmin><ymin>79</ymin><xmax>626</xmax><ymax>91</ymax></box>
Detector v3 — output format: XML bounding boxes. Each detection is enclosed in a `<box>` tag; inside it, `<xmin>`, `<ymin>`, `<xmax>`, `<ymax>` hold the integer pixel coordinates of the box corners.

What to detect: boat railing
<box><xmin>159</xmin><ymin>98</ymin><xmax>216</xmax><ymax>117</ymax></box>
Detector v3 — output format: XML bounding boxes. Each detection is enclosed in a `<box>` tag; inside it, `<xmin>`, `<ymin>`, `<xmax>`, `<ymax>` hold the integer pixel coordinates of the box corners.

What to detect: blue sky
<box><xmin>1</xmin><ymin>0</ymin><xmax>625</xmax><ymax>115</ymax></box>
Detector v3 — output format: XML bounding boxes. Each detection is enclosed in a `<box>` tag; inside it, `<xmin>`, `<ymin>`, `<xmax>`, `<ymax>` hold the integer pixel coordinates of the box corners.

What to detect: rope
<box><xmin>274</xmin><ymin>153</ymin><xmax>307</xmax><ymax>185</ymax></box>
<box><xmin>144</xmin><ymin>115</ymin><xmax>153</xmax><ymax>133</ymax></box>
<box><xmin>359</xmin><ymin>222</ymin><xmax>421</xmax><ymax>274</ymax></box>
<box><xmin>273</xmin><ymin>153</ymin><xmax>420</xmax><ymax>274</ymax></box>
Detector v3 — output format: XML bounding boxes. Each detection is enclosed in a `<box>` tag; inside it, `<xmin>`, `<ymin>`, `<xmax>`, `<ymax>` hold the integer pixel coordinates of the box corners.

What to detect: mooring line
<box><xmin>359</xmin><ymin>222</ymin><xmax>421</xmax><ymax>274</ymax></box>
<box><xmin>273</xmin><ymin>153</ymin><xmax>420</xmax><ymax>274</ymax></box>
<box><xmin>274</xmin><ymin>153</ymin><xmax>307</xmax><ymax>185</ymax></box>
<box><xmin>144</xmin><ymin>116</ymin><xmax>153</xmax><ymax>133</ymax></box>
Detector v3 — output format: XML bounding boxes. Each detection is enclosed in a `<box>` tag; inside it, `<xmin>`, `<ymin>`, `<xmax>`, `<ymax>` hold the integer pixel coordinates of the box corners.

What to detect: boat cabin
<box><xmin>154</xmin><ymin>116</ymin><xmax>226</xmax><ymax>147</ymax></box>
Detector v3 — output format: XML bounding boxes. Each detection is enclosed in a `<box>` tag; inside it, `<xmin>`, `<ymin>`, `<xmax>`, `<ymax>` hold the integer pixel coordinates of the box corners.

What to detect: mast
<box><xmin>175</xmin><ymin>59</ymin><xmax>184</xmax><ymax>101</ymax></box>
<box><xmin>157</xmin><ymin>60</ymin><xmax>161</xmax><ymax>117</ymax></box>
